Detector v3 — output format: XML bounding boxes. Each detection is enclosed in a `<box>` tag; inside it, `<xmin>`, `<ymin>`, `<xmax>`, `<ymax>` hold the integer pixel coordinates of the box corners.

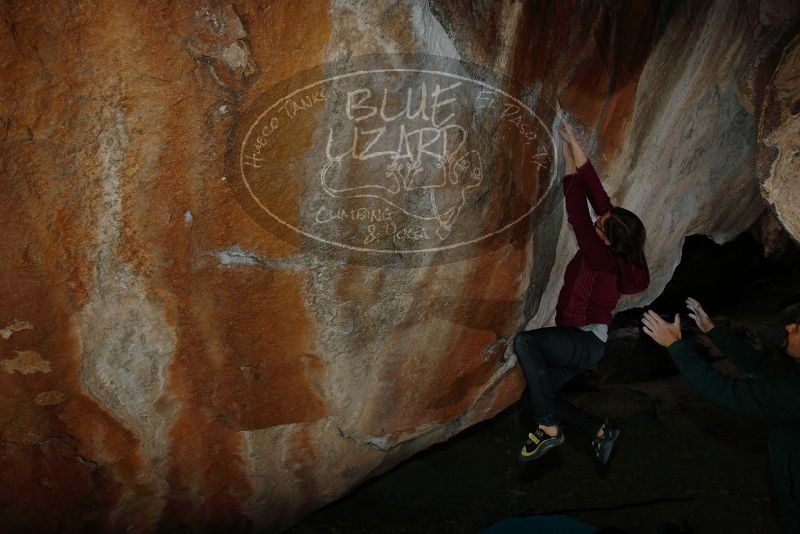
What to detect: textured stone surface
<box><xmin>0</xmin><ymin>1</ymin><xmax>798</xmax><ymax>531</ymax></box>
<box><xmin>759</xmin><ymin>30</ymin><xmax>800</xmax><ymax>242</ymax></box>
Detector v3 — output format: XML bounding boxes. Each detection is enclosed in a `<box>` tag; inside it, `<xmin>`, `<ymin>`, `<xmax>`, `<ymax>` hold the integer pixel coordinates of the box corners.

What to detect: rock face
<box><xmin>759</xmin><ymin>29</ymin><xmax>800</xmax><ymax>242</ymax></box>
<box><xmin>0</xmin><ymin>1</ymin><xmax>797</xmax><ymax>531</ymax></box>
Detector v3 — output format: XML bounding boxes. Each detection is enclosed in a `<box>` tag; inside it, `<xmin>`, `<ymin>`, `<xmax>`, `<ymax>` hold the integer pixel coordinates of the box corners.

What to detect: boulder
<box><xmin>0</xmin><ymin>1</ymin><xmax>797</xmax><ymax>531</ymax></box>
<box><xmin>758</xmin><ymin>30</ymin><xmax>800</xmax><ymax>243</ymax></box>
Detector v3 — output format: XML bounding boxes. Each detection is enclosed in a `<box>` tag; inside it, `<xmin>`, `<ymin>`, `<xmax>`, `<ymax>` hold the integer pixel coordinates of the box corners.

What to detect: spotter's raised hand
<box><xmin>642</xmin><ymin>310</ymin><xmax>682</xmax><ymax>348</ymax></box>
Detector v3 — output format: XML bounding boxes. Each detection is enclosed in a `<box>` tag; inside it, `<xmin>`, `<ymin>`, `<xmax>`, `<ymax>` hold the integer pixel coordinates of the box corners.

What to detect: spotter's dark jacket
<box><xmin>668</xmin><ymin>327</ymin><xmax>800</xmax><ymax>531</ymax></box>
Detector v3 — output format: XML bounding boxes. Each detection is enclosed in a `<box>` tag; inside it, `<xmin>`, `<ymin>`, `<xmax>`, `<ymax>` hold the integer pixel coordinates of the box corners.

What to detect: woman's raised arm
<box><xmin>562</xmin><ymin>138</ymin><xmax>576</xmax><ymax>175</ymax></box>
<box><xmin>560</xmin><ymin>118</ymin><xmax>587</xmax><ymax>169</ymax></box>
<box><xmin>558</xmin><ymin>117</ymin><xmax>611</xmax><ymax>217</ymax></box>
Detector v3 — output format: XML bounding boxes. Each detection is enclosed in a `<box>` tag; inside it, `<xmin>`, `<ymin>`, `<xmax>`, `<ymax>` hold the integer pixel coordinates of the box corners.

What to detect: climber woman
<box><xmin>513</xmin><ymin>117</ymin><xmax>649</xmax><ymax>464</ymax></box>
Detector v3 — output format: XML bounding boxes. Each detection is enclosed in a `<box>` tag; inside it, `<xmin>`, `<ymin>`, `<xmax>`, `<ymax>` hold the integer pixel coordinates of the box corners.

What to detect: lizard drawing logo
<box><xmin>227</xmin><ymin>53</ymin><xmax>557</xmax><ymax>266</ymax></box>
<box><xmin>320</xmin><ymin>147</ymin><xmax>483</xmax><ymax>241</ymax></box>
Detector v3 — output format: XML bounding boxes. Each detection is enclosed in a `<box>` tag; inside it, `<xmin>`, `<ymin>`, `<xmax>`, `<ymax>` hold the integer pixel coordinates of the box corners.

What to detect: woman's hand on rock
<box><xmin>560</xmin><ymin>117</ymin><xmax>578</xmax><ymax>142</ymax></box>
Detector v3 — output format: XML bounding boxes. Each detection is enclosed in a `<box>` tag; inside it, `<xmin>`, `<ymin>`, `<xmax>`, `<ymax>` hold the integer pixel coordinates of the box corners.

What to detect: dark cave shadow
<box><xmin>679</xmin><ymin>405</ymin><xmax>768</xmax><ymax>456</ymax></box>
<box><xmin>517</xmin><ymin>448</ymin><xmax>565</xmax><ymax>484</ymax></box>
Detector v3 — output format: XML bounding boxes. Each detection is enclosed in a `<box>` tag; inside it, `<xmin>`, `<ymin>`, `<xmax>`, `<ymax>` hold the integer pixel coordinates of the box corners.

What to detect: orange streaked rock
<box><xmin>1</xmin><ymin>1</ymin><xmax>798</xmax><ymax>532</ymax></box>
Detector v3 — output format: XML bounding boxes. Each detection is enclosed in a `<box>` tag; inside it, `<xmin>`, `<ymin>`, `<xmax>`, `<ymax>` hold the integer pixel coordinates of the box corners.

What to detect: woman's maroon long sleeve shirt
<box><xmin>554</xmin><ymin>160</ymin><xmax>650</xmax><ymax>327</ymax></box>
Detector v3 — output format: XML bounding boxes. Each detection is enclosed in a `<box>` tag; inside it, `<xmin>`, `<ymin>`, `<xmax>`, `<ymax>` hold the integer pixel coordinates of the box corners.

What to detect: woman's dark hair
<box><xmin>605</xmin><ymin>206</ymin><xmax>647</xmax><ymax>268</ymax></box>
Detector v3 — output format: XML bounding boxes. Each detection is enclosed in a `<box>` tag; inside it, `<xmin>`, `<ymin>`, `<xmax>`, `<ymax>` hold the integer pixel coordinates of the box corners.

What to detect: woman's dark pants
<box><xmin>513</xmin><ymin>326</ymin><xmax>606</xmax><ymax>438</ymax></box>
